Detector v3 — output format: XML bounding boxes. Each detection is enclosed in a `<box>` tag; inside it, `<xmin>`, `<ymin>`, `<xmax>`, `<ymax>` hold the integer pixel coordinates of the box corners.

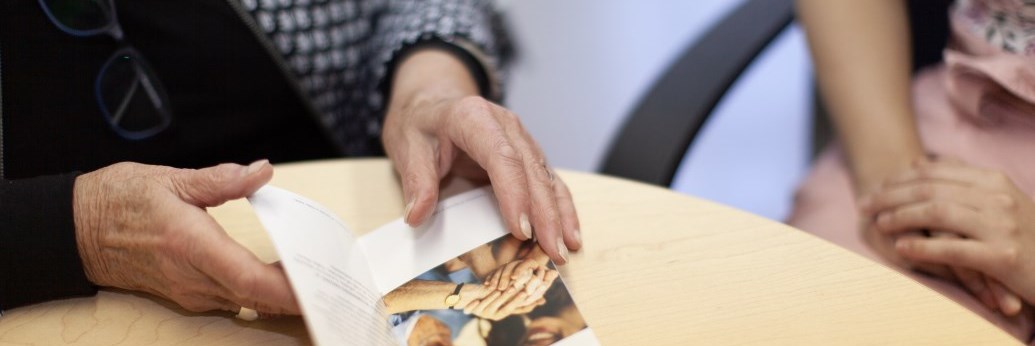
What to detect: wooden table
<box><xmin>0</xmin><ymin>159</ymin><xmax>1020</xmax><ymax>345</ymax></box>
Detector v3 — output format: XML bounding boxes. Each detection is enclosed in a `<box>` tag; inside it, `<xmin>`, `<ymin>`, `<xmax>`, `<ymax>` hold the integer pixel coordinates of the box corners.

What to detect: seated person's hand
<box><xmin>73</xmin><ymin>161</ymin><xmax>299</xmax><ymax>316</ymax></box>
<box><xmin>382</xmin><ymin>49</ymin><xmax>581</xmax><ymax>265</ymax></box>
<box><xmin>860</xmin><ymin>158</ymin><xmax>1034</xmax><ymax>316</ymax></box>
<box><xmin>857</xmin><ymin>212</ymin><xmax>1015</xmax><ymax>314</ymax></box>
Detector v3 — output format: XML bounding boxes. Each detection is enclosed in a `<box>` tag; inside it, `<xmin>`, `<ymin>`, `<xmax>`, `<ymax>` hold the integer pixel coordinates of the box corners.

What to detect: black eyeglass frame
<box><xmin>38</xmin><ymin>0</ymin><xmax>172</xmax><ymax>140</ymax></box>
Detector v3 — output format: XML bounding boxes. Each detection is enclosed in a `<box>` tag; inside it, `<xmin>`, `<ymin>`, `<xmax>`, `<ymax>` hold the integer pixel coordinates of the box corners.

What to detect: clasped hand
<box><xmin>454</xmin><ymin>259</ymin><xmax>557</xmax><ymax>321</ymax></box>
<box><xmin>859</xmin><ymin>158</ymin><xmax>1035</xmax><ymax>316</ymax></box>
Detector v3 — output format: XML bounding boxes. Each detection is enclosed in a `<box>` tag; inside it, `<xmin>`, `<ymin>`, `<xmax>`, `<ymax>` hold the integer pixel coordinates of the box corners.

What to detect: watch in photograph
<box><xmin>445</xmin><ymin>283</ymin><xmax>464</xmax><ymax>309</ymax></box>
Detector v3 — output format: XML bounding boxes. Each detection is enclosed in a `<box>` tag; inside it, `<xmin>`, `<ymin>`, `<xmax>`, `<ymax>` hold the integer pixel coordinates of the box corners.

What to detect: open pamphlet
<box><xmin>248</xmin><ymin>186</ymin><xmax>598</xmax><ymax>345</ymax></box>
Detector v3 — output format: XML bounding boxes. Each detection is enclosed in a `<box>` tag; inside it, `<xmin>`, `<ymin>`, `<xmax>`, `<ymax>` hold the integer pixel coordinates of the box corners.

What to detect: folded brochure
<box><xmin>248</xmin><ymin>186</ymin><xmax>598</xmax><ymax>345</ymax></box>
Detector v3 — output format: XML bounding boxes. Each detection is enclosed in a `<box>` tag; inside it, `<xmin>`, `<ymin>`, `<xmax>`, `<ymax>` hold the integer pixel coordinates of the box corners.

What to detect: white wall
<box><xmin>670</xmin><ymin>25</ymin><xmax>813</xmax><ymax>221</ymax></box>
<box><xmin>499</xmin><ymin>1</ymin><xmax>813</xmax><ymax>221</ymax></box>
<box><xmin>500</xmin><ymin>0</ymin><xmax>743</xmax><ymax>171</ymax></box>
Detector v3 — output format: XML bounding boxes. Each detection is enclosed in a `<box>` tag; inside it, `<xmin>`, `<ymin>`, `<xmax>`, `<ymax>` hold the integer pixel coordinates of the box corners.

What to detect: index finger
<box><xmin>191</xmin><ymin>220</ymin><xmax>299</xmax><ymax>314</ymax></box>
<box><xmin>884</xmin><ymin>161</ymin><xmax>1007</xmax><ymax>191</ymax></box>
<box><xmin>446</xmin><ymin>100</ymin><xmax>568</xmax><ymax>263</ymax></box>
<box><xmin>895</xmin><ymin>236</ymin><xmax>1000</xmax><ymax>276</ymax></box>
<box><xmin>859</xmin><ymin>180</ymin><xmax>997</xmax><ymax>217</ymax></box>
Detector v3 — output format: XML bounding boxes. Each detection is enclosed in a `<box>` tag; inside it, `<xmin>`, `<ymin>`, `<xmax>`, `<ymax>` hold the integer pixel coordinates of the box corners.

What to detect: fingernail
<box><xmin>236</xmin><ymin>307</ymin><xmax>259</xmax><ymax>321</ymax></box>
<box><xmin>573</xmin><ymin>229</ymin><xmax>583</xmax><ymax>247</ymax></box>
<box><xmin>894</xmin><ymin>239</ymin><xmax>909</xmax><ymax>251</ymax></box>
<box><xmin>556</xmin><ymin>238</ymin><xmax>569</xmax><ymax>262</ymax></box>
<box><xmin>245</xmin><ymin>159</ymin><xmax>268</xmax><ymax>175</ymax></box>
<box><xmin>403</xmin><ymin>198</ymin><xmax>416</xmax><ymax>224</ymax></box>
<box><xmin>519</xmin><ymin>213</ymin><xmax>532</xmax><ymax>239</ymax></box>
<box><xmin>1003</xmin><ymin>294</ymin><xmax>1022</xmax><ymax>315</ymax></box>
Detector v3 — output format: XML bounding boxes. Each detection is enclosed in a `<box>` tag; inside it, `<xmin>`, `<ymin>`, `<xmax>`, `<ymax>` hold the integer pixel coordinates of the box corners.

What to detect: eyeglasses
<box><xmin>38</xmin><ymin>0</ymin><xmax>172</xmax><ymax>140</ymax></box>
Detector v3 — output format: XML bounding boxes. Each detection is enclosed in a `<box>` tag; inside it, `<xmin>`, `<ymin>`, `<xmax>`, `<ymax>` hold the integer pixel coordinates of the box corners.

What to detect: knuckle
<box><xmin>538</xmin><ymin>205</ymin><xmax>563</xmax><ymax>225</ymax></box>
<box><xmin>456</xmin><ymin>96</ymin><xmax>493</xmax><ymax>117</ymax></box>
<box><xmin>913</xmin><ymin>184</ymin><xmax>935</xmax><ymax>200</ymax></box>
<box><xmin>990</xmin><ymin>171</ymin><xmax>1010</xmax><ymax>185</ymax></box>
<box><xmin>202</xmin><ymin>165</ymin><xmax>234</xmax><ymax>186</ymax></box>
<box><xmin>492</xmin><ymin>139</ymin><xmax>523</xmax><ymax>167</ymax></box>
<box><xmin>993</xmin><ymin>193</ymin><xmax>1018</xmax><ymax>211</ymax></box>
<box><xmin>925</xmin><ymin>203</ymin><xmax>948</xmax><ymax>223</ymax></box>
<box><xmin>1001</xmin><ymin>220</ymin><xmax>1020</xmax><ymax>236</ymax></box>
<box><xmin>532</xmin><ymin>161</ymin><xmax>553</xmax><ymax>184</ymax></box>
<box><xmin>999</xmin><ymin>246</ymin><xmax>1020</xmax><ymax>269</ymax></box>
<box><xmin>501</xmin><ymin>112</ymin><xmax>524</xmax><ymax>130</ymax></box>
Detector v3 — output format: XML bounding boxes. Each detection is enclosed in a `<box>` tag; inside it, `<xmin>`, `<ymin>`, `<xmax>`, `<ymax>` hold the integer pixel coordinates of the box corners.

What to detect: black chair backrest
<box><xmin>599</xmin><ymin>0</ymin><xmax>794</xmax><ymax>186</ymax></box>
<box><xmin>601</xmin><ymin>0</ymin><xmax>953</xmax><ymax>187</ymax></box>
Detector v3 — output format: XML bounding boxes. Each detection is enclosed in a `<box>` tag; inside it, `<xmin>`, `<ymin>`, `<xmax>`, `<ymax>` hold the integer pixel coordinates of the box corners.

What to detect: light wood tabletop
<box><xmin>0</xmin><ymin>158</ymin><xmax>1021</xmax><ymax>345</ymax></box>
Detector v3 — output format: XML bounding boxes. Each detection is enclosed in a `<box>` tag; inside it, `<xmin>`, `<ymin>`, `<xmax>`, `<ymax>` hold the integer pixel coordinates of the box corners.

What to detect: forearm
<box><xmin>797</xmin><ymin>0</ymin><xmax>924</xmax><ymax>193</ymax></box>
<box><xmin>383</xmin><ymin>280</ymin><xmax>464</xmax><ymax>314</ymax></box>
<box><xmin>461</xmin><ymin>244</ymin><xmax>497</xmax><ymax>279</ymax></box>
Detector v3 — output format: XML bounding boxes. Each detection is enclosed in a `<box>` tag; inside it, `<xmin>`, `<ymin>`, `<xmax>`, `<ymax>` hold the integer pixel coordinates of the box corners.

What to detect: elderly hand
<box><xmin>73</xmin><ymin>161</ymin><xmax>299</xmax><ymax>315</ymax></box>
<box><xmin>861</xmin><ymin>158</ymin><xmax>1032</xmax><ymax>315</ymax></box>
<box><xmin>383</xmin><ymin>48</ymin><xmax>581</xmax><ymax>264</ymax></box>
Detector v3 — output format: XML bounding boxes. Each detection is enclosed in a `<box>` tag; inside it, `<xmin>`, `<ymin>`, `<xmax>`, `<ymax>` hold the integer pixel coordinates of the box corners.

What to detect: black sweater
<box><xmin>0</xmin><ymin>0</ymin><xmax>502</xmax><ymax>312</ymax></box>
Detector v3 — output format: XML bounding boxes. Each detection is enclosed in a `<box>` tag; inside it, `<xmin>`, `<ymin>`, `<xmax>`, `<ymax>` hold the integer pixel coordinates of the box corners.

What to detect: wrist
<box><xmin>458</xmin><ymin>282</ymin><xmax>486</xmax><ymax>306</ymax></box>
<box><xmin>72</xmin><ymin>172</ymin><xmax>107</xmax><ymax>286</ymax></box>
<box><xmin>853</xmin><ymin>154</ymin><xmax>925</xmax><ymax>194</ymax></box>
<box><xmin>387</xmin><ymin>49</ymin><xmax>480</xmax><ymax>117</ymax></box>
<box><xmin>846</xmin><ymin>141</ymin><xmax>926</xmax><ymax>195</ymax></box>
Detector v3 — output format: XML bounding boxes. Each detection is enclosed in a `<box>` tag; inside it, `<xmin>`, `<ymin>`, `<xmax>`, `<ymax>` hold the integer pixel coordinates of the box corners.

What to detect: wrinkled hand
<box><xmin>73</xmin><ymin>161</ymin><xmax>299</xmax><ymax>315</ymax></box>
<box><xmin>383</xmin><ymin>49</ymin><xmax>581</xmax><ymax>264</ymax></box>
<box><xmin>861</xmin><ymin>158</ymin><xmax>1031</xmax><ymax>315</ymax></box>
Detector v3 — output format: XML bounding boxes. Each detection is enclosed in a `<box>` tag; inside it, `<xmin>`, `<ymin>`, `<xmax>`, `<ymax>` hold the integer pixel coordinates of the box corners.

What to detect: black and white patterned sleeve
<box><xmin>362</xmin><ymin>0</ymin><xmax>512</xmax><ymax>112</ymax></box>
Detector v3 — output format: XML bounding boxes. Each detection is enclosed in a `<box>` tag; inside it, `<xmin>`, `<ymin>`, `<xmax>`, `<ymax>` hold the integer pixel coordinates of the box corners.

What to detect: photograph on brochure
<box><xmin>385</xmin><ymin>235</ymin><xmax>589</xmax><ymax>346</ymax></box>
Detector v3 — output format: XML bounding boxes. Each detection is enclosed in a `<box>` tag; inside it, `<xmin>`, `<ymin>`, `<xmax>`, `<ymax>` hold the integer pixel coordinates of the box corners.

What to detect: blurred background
<box><xmin>495</xmin><ymin>0</ymin><xmax>813</xmax><ymax>222</ymax></box>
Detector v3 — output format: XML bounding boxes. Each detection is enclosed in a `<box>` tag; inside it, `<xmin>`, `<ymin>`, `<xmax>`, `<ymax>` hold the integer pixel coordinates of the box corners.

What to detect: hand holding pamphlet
<box><xmin>248</xmin><ymin>186</ymin><xmax>598</xmax><ymax>345</ymax></box>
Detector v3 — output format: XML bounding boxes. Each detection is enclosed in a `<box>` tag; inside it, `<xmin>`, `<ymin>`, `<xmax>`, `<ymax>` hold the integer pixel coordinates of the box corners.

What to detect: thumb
<box><xmin>172</xmin><ymin>159</ymin><xmax>273</xmax><ymax>207</ymax></box>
